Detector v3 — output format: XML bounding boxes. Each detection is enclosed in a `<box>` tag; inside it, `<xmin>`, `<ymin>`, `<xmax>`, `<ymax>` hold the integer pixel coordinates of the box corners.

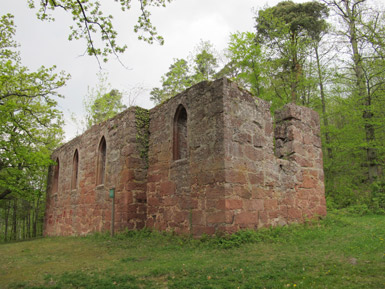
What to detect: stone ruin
<box><xmin>44</xmin><ymin>78</ymin><xmax>326</xmax><ymax>236</ymax></box>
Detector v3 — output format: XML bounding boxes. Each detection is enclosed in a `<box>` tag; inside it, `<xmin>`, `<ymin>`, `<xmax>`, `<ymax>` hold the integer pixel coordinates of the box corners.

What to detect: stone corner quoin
<box><xmin>44</xmin><ymin>77</ymin><xmax>326</xmax><ymax>237</ymax></box>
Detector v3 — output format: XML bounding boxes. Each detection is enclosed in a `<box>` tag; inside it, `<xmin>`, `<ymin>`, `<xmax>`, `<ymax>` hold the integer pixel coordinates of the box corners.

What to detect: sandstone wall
<box><xmin>219</xmin><ymin>80</ymin><xmax>326</xmax><ymax>233</ymax></box>
<box><xmin>146</xmin><ymin>78</ymin><xmax>326</xmax><ymax>235</ymax></box>
<box><xmin>44</xmin><ymin>78</ymin><xmax>326</xmax><ymax>237</ymax></box>
<box><xmin>146</xmin><ymin>80</ymin><xmax>227</xmax><ymax>235</ymax></box>
<box><xmin>44</xmin><ymin>107</ymin><xmax>148</xmax><ymax>236</ymax></box>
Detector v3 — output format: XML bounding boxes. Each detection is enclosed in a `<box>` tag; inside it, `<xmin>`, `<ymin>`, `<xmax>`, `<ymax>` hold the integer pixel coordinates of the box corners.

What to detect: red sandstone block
<box><xmin>196</xmin><ymin>172</ymin><xmax>215</xmax><ymax>185</ymax></box>
<box><xmin>180</xmin><ymin>198</ymin><xmax>198</xmax><ymax>210</ymax></box>
<box><xmin>125</xmin><ymin>182</ymin><xmax>144</xmax><ymax>191</ymax></box>
<box><xmin>147</xmin><ymin>173</ymin><xmax>163</xmax><ymax>183</ymax></box>
<box><xmin>147</xmin><ymin>206</ymin><xmax>158</xmax><ymax>215</ymax></box>
<box><xmin>233</xmin><ymin>185</ymin><xmax>252</xmax><ymax>199</ymax></box>
<box><xmin>217</xmin><ymin>226</ymin><xmax>238</xmax><ymax>235</ymax></box>
<box><xmin>225</xmin><ymin>142</ymin><xmax>243</xmax><ymax>158</ymax></box>
<box><xmin>244</xmin><ymin>146</ymin><xmax>262</xmax><ymax>162</ymax></box>
<box><xmin>315</xmin><ymin>205</ymin><xmax>327</xmax><ymax>216</ymax></box>
<box><xmin>206</xmin><ymin>187</ymin><xmax>225</xmax><ymax>199</ymax></box>
<box><xmin>213</xmin><ymin>171</ymin><xmax>226</xmax><ymax>183</ymax></box>
<box><xmin>234</xmin><ymin>212</ymin><xmax>258</xmax><ymax>225</ymax></box>
<box><xmin>303</xmin><ymin>134</ymin><xmax>313</xmax><ymax>145</ymax></box>
<box><xmin>163</xmin><ymin>197</ymin><xmax>177</xmax><ymax>207</ymax></box>
<box><xmin>248</xmin><ymin>172</ymin><xmax>264</xmax><ymax>185</ymax></box>
<box><xmin>217</xmin><ymin>199</ymin><xmax>243</xmax><ymax>210</ymax></box>
<box><xmin>207</xmin><ymin>211</ymin><xmax>233</xmax><ymax>224</ymax></box>
<box><xmin>282</xmin><ymin>198</ymin><xmax>295</xmax><ymax>207</ymax></box>
<box><xmin>297</xmin><ymin>189</ymin><xmax>311</xmax><ymax>200</ymax></box>
<box><xmin>300</xmin><ymin>175</ymin><xmax>317</xmax><ymax>189</ymax></box>
<box><xmin>288</xmin><ymin>207</ymin><xmax>302</xmax><ymax>219</ymax></box>
<box><xmin>120</xmin><ymin>169</ymin><xmax>134</xmax><ymax>183</ymax></box>
<box><xmin>234</xmin><ymin>132</ymin><xmax>252</xmax><ymax>144</ymax></box>
<box><xmin>135</xmin><ymin>192</ymin><xmax>147</xmax><ymax>202</ymax></box>
<box><xmin>159</xmin><ymin>181</ymin><xmax>176</xmax><ymax>196</ymax></box>
<box><xmin>253</xmin><ymin>135</ymin><xmax>267</xmax><ymax>148</ymax></box>
<box><xmin>226</xmin><ymin>171</ymin><xmax>247</xmax><ymax>184</ymax></box>
<box><xmin>264</xmin><ymin>199</ymin><xmax>278</xmax><ymax>210</ymax></box>
<box><xmin>287</xmin><ymin>126</ymin><xmax>302</xmax><ymax>142</ymax></box>
<box><xmin>175</xmin><ymin>211</ymin><xmax>189</xmax><ymax>223</ymax></box>
<box><xmin>192</xmin><ymin>211</ymin><xmax>205</xmax><ymax>225</ymax></box>
<box><xmin>192</xmin><ymin>226</ymin><xmax>215</xmax><ymax>236</ymax></box>
<box><xmin>244</xmin><ymin>199</ymin><xmax>264</xmax><ymax>211</ymax></box>
<box><xmin>265</xmin><ymin>122</ymin><xmax>273</xmax><ymax>135</ymax></box>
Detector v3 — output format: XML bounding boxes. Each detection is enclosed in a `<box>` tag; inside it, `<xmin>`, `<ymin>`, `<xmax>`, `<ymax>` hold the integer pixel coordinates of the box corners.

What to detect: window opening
<box><xmin>173</xmin><ymin>105</ymin><xmax>188</xmax><ymax>160</ymax></box>
<box><xmin>97</xmin><ymin>137</ymin><xmax>107</xmax><ymax>185</ymax></box>
<box><xmin>52</xmin><ymin>158</ymin><xmax>59</xmax><ymax>193</ymax></box>
<box><xmin>71</xmin><ymin>150</ymin><xmax>79</xmax><ymax>190</ymax></box>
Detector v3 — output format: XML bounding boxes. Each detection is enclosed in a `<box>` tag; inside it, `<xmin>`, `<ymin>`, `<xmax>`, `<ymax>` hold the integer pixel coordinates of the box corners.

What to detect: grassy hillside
<box><xmin>1</xmin><ymin>213</ymin><xmax>384</xmax><ymax>289</ymax></box>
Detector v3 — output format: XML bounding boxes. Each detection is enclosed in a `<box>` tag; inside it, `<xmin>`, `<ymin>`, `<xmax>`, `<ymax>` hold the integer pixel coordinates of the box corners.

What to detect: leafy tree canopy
<box><xmin>0</xmin><ymin>13</ymin><xmax>68</xmax><ymax>200</ymax></box>
<box><xmin>255</xmin><ymin>1</ymin><xmax>329</xmax><ymax>103</ymax></box>
<box><xmin>256</xmin><ymin>1</ymin><xmax>329</xmax><ymax>43</ymax></box>
<box><xmin>84</xmin><ymin>72</ymin><xmax>127</xmax><ymax>128</ymax></box>
<box><xmin>26</xmin><ymin>0</ymin><xmax>173</xmax><ymax>63</ymax></box>
<box><xmin>150</xmin><ymin>40</ymin><xmax>218</xmax><ymax>104</ymax></box>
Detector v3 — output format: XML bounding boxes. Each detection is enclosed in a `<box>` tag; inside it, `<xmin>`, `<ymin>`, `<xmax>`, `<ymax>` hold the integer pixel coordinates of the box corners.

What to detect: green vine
<box><xmin>135</xmin><ymin>107</ymin><xmax>150</xmax><ymax>167</ymax></box>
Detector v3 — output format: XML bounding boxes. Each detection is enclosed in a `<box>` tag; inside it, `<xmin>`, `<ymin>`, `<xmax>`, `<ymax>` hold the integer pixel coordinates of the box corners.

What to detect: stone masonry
<box><xmin>44</xmin><ymin>78</ymin><xmax>326</xmax><ymax>236</ymax></box>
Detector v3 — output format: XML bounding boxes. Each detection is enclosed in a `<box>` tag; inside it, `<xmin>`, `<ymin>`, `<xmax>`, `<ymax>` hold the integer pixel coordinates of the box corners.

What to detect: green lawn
<box><xmin>1</xmin><ymin>213</ymin><xmax>384</xmax><ymax>289</ymax></box>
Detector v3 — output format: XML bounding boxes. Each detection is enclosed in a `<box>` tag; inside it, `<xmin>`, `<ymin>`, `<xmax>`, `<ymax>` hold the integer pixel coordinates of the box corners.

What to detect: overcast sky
<box><xmin>2</xmin><ymin>0</ymin><xmax>300</xmax><ymax>141</ymax></box>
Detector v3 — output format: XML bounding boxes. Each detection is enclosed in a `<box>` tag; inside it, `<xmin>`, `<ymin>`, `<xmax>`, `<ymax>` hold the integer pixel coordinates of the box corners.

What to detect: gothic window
<box><xmin>71</xmin><ymin>150</ymin><xmax>79</xmax><ymax>190</ymax></box>
<box><xmin>52</xmin><ymin>158</ymin><xmax>59</xmax><ymax>193</ymax></box>
<box><xmin>173</xmin><ymin>105</ymin><xmax>188</xmax><ymax>160</ymax></box>
<box><xmin>97</xmin><ymin>136</ymin><xmax>107</xmax><ymax>185</ymax></box>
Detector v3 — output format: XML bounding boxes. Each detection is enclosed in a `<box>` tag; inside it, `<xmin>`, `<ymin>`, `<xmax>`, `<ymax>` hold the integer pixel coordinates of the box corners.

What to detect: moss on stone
<box><xmin>135</xmin><ymin>107</ymin><xmax>150</xmax><ymax>167</ymax></box>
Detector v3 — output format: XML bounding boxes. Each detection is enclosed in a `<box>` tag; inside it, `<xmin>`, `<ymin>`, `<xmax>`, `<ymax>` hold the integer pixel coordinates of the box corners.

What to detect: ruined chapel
<box><xmin>44</xmin><ymin>78</ymin><xmax>326</xmax><ymax>236</ymax></box>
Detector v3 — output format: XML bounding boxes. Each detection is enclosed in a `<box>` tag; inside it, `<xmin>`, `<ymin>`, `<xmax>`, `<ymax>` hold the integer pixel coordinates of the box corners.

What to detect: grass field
<box><xmin>1</xmin><ymin>213</ymin><xmax>384</xmax><ymax>289</ymax></box>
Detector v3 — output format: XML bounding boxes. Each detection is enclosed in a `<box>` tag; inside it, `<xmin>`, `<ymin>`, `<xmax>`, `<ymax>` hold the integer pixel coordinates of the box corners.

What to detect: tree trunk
<box><xmin>33</xmin><ymin>193</ymin><xmax>42</xmax><ymax>238</ymax></box>
<box><xmin>345</xmin><ymin>0</ymin><xmax>379</xmax><ymax>182</ymax></box>
<box><xmin>12</xmin><ymin>199</ymin><xmax>17</xmax><ymax>241</ymax></box>
<box><xmin>315</xmin><ymin>44</ymin><xmax>333</xmax><ymax>159</ymax></box>
<box><xmin>4</xmin><ymin>201</ymin><xmax>10</xmax><ymax>242</ymax></box>
<box><xmin>27</xmin><ymin>209</ymin><xmax>31</xmax><ymax>239</ymax></box>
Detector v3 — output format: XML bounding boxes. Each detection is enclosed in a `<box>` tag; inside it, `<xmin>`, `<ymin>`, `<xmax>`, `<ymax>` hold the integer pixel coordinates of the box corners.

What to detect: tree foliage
<box><xmin>255</xmin><ymin>1</ymin><xmax>329</xmax><ymax>103</ymax></box>
<box><xmin>223</xmin><ymin>32</ymin><xmax>263</xmax><ymax>96</ymax></box>
<box><xmin>218</xmin><ymin>0</ymin><xmax>385</xmax><ymax>211</ymax></box>
<box><xmin>84</xmin><ymin>72</ymin><xmax>127</xmax><ymax>128</ymax></box>
<box><xmin>150</xmin><ymin>58</ymin><xmax>191</xmax><ymax>104</ymax></box>
<box><xmin>150</xmin><ymin>40</ymin><xmax>218</xmax><ymax>104</ymax></box>
<box><xmin>191</xmin><ymin>40</ymin><xmax>218</xmax><ymax>83</ymax></box>
<box><xmin>0</xmin><ymin>13</ymin><xmax>68</xmax><ymax>240</ymax></box>
<box><xmin>0</xmin><ymin>13</ymin><xmax>68</xmax><ymax>201</ymax></box>
<box><xmin>26</xmin><ymin>0</ymin><xmax>172</xmax><ymax>63</ymax></box>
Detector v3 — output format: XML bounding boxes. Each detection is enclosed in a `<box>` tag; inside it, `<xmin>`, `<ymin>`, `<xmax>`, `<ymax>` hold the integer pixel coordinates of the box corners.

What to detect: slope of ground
<box><xmin>1</xmin><ymin>213</ymin><xmax>384</xmax><ymax>289</ymax></box>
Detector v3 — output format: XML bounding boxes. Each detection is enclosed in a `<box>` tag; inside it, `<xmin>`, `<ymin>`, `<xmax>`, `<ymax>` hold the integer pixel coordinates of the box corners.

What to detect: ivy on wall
<box><xmin>135</xmin><ymin>107</ymin><xmax>150</xmax><ymax>167</ymax></box>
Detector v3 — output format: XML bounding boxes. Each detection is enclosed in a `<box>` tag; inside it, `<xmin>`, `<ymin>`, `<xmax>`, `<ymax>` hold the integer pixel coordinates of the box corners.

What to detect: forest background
<box><xmin>1</xmin><ymin>0</ymin><xmax>385</xmax><ymax>242</ymax></box>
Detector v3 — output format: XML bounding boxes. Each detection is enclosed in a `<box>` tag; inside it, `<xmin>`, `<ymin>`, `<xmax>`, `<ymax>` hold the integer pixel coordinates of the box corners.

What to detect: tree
<box><xmin>84</xmin><ymin>72</ymin><xmax>127</xmax><ymax>128</ymax></box>
<box><xmin>222</xmin><ymin>31</ymin><xmax>265</xmax><ymax>97</ymax></box>
<box><xmin>26</xmin><ymin>0</ymin><xmax>173</xmax><ymax>63</ymax></box>
<box><xmin>0</xmin><ymin>13</ymin><xmax>68</xmax><ymax>240</ymax></box>
<box><xmin>191</xmin><ymin>40</ymin><xmax>218</xmax><ymax>82</ymax></box>
<box><xmin>0</xmin><ymin>14</ymin><xmax>68</xmax><ymax>201</ymax></box>
<box><xmin>324</xmin><ymin>0</ymin><xmax>385</xmax><ymax>183</ymax></box>
<box><xmin>255</xmin><ymin>1</ymin><xmax>329</xmax><ymax>103</ymax></box>
<box><xmin>150</xmin><ymin>58</ymin><xmax>191</xmax><ymax>104</ymax></box>
<box><xmin>150</xmin><ymin>40</ymin><xmax>219</xmax><ymax>104</ymax></box>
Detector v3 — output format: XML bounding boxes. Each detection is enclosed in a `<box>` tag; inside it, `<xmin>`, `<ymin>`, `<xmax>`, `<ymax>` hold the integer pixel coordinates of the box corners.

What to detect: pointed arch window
<box><xmin>97</xmin><ymin>136</ymin><xmax>107</xmax><ymax>185</ymax></box>
<box><xmin>173</xmin><ymin>105</ymin><xmax>188</xmax><ymax>160</ymax></box>
<box><xmin>71</xmin><ymin>150</ymin><xmax>79</xmax><ymax>190</ymax></box>
<box><xmin>52</xmin><ymin>158</ymin><xmax>59</xmax><ymax>193</ymax></box>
